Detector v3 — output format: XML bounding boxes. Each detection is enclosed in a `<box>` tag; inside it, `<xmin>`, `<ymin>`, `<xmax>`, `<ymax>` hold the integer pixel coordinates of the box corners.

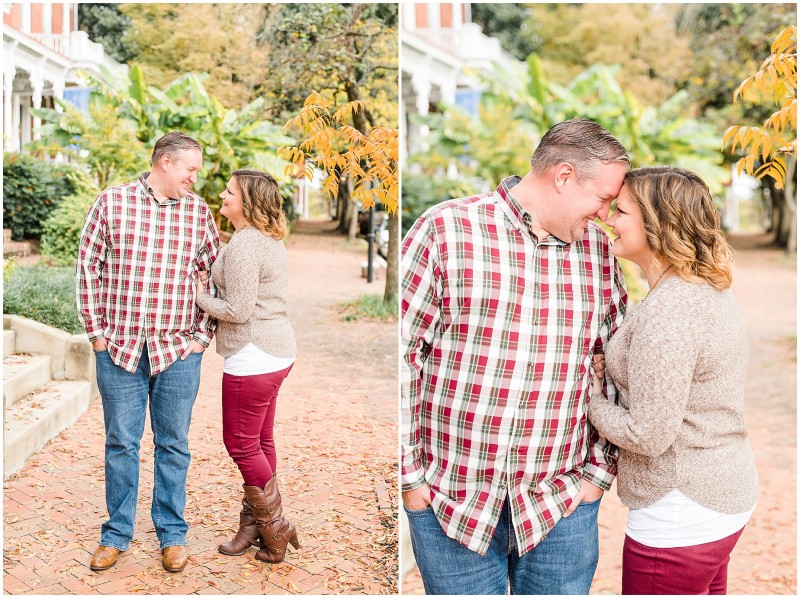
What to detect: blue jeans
<box><xmin>95</xmin><ymin>346</ymin><xmax>202</xmax><ymax>551</ymax></box>
<box><xmin>405</xmin><ymin>495</ymin><xmax>601</xmax><ymax>595</ymax></box>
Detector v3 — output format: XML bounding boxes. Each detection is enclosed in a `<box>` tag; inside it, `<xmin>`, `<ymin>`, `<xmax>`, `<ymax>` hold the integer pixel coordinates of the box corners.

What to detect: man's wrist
<box><xmin>400</xmin><ymin>473</ymin><xmax>427</xmax><ymax>494</ymax></box>
<box><xmin>581</xmin><ymin>467</ymin><xmax>614</xmax><ymax>491</ymax></box>
<box><xmin>192</xmin><ymin>335</ymin><xmax>211</xmax><ymax>348</ymax></box>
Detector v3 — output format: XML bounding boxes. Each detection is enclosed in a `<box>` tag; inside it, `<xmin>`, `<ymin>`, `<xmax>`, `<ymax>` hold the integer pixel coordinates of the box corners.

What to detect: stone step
<box><xmin>3</xmin><ymin>354</ymin><xmax>52</xmax><ymax>408</ymax></box>
<box><xmin>3</xmin><ymin>329</ymin><xmax>15</xmax><ymax>357</ymax></box>
<box><xmin>4</xmin><ymin>380</ymin><xmax>93</xmax><ymax>479</ymax></box>
<box><xmin>3</xmin><ymin>240</ymin><xmax>32</xmax><ymax>258</ymax></box>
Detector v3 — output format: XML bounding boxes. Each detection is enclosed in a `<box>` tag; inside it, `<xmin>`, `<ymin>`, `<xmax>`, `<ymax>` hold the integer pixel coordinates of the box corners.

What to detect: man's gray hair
<box><xmin>151</xmin><ymin>132</ymin><xmax>203</xmax><ymax>166</ymax></box>
<box><xmin>530</xmin><ymin>119</ymin><xmax>630</xmax><ymax>182</ymax></box>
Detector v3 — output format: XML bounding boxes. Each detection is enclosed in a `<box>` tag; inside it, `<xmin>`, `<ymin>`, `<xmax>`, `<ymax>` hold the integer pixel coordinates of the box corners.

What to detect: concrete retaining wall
<box><xmin>3</xmin><ymin>315</ymin><xmax>98</xmax><ymax>398</ymax></box>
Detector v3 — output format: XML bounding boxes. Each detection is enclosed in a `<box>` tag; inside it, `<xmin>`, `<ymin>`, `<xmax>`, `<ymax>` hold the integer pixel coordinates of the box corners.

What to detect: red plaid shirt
<box><xmin>401</xmin><ymin>176</ymin><xmax>627</xmax><ymax>556</ymax></box>
<box><xmin>77</xmin><ymin>173</ymin><xmax>219</xmax><ymax>374</ymax></box>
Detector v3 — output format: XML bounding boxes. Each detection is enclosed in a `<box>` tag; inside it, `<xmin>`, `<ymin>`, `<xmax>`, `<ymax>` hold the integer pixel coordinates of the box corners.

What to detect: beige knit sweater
<box><xmin>196</xmin><ymin>227</ymin><xmax>296</xmax><ymax>359</ymax></box>
<box><xmin>587</xmin><ymin>276</ymin><xmax>758</xmax><ymax>514</ymax></box>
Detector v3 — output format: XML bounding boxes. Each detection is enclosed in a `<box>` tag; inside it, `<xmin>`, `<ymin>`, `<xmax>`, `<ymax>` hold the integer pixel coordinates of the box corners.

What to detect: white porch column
<box><xmin>52</xmin><ymin>79</ymin><xmax>65</xmax><ymax>112</ymax></box>
<box><xmin>3</xmin><ymin>66</ymin><xmax>16</xmax><ymax>153</ymax></box>
<box><xmin>429</xmin><ymin>4</ymin><xmax>440</xmax><ymax>31</ymax></box>
<box><xmin>439</xmin><ymin>80</ymin><xmax>456</xmax><ymax>106</ymax></box>
<box><xmin>51</xmin><ymin>79</ymin><xmax>67</xmax><ymax>163</ymax></box>
<box><xmin>462</xmin><ymin>2</ymin><xmax>472</xmax><ymax>24</ymax></box>
<box><xmin>411</xmin><ymin>71</ymin><xmax>432</xmax><ymax>156</ymax></box>
<box><xmin>400</xmin><ymin>77</ymin><xmax>408</xmax><ymax>164</ymax></box>
<box><xmin>402</xmin><ymin>3</ymin><xmax>416</xmax><ymax>32</ymax></box>
<box><xmin>44</xmin><ymin>4</ymin><xmax>53</xmax><ymax>34</ymax></box>
<box><xmin>294</xmin><ymin>177</ymin><xmax>310</xmax><ymax>219</ymax></box>
<box><xmin>11</xmin><ymin>71</ymin><xmax>23</xmax><ymax>153</ymax></box>
<box><xmin>19</xmin><ymin>96</ymin><xmax>29</xmax><ymax>151</ymax></box>
<box><xmin>31</xmin><ymin>77</ymin><xmax>43</xmax><ymax>141</ymax></box>
<box><xmin>21</xmin><ymin>3</ymin><xmax>31</xmax><ymax>34</ymax></box>
<box><xmin>452</xmin><ymin>2</ymin><xmax>465</xmax><ymax>28</ymax></box>
<box><xmin>413</xmin><ymin>75</ymin><xmax>431</xmax><ymax>117</ymax></box>
<box><xmin>63</xmin><ymin>3</ymin><xmax>71</xmax><ymax>34</ymax></box>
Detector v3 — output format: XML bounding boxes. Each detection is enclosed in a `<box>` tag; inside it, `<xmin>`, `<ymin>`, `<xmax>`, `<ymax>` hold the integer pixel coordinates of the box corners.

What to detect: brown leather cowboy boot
<box><xmin>243</xmin><ymin>475</ymin><xmax>300</xmax><ymax>564</ymax></box>
<box><xmin>218</xmin><ymin>490</ymin><xmax>262</xmax><ymax>556</ymax></box>
<box><xmin>254</xmin><ymin>517</ymin><xmax>300</xmax><ymax>564</ymax></box>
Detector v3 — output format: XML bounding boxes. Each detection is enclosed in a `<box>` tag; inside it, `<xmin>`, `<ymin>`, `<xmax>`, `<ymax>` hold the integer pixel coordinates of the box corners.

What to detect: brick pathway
<box><xmin>3</xmin><ymin>221</ymin><xmax>399</xmax><ymax>595</ymax></box>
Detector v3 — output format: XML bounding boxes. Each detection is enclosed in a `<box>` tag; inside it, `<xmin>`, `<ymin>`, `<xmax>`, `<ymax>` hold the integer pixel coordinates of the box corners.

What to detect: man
<box><xmin>401</xmin><ymin>119</ymin><xmax>629</xmax><ymax>594</ymax></box>
<box><xmin>77</xmin><ymin>132</ymin><xmax>219</xmax><ymax>573</ymax></box>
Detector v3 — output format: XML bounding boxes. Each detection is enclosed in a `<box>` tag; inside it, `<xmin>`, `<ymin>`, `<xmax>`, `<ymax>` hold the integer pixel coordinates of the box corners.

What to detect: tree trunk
<box><xmin>383</xmin><ymin>210</ymin><xmax>399</xmax><ymax>306</ymax></box>
<box><xmin>329</xmin><ymin>192</ymin><xmax>337</xmax><ymax>220</ymax></box>
<box><xmin>345</xmin><ymin>65</ymin><xmax>400</xmax><ymax>303</ymax></box>
<box><xmin>768</xmin><ymin>195</ymin><xmax>777</xmax><ymax>234</ymax></box>
<box><xmin>763</xmin><ymin>178</ymin><xmax>775</xmax><ymax>233</ymax></box>
<box><xmin>346</xmin><ymin>176</ymin><xmax>359</xmax><ymax>242</ymax></box>
<box><xmin>345</xmin><ymin>81</ymin><xmax>369</xmax><ymax>135</ymax></box>
<box><xmin>97</xmin><ymin>166</ymin><xmax>110</xmax><ymax>191</ymax></box>
<box><xmin>334</xmin><ymin>190</ymin><xmax>344</xmax><ymax>227</ymax></box>
<box><xmin>776</xmin><ymin>187</ymin><xmax>790</xmax><ymax>248</ymax></box>
<box><xmin>765</xmin><ymin>178</ymin><xmax>785</xmax><ymax>246</ymax></box>
<box><xmin>783</xmin><ymin>156</ymin><xmax>796</xmax><ymax>254</ymax></box>
<box><xmin>337</xmin><ymin>173</ymin><xmax>350</xmax><ymax>233</ymax></box>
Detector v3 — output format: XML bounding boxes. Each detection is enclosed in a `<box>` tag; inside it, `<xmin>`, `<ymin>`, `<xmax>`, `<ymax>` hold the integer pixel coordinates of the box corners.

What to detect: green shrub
<box><xmin>401</xmin><ymin>171</ymin><xmax>481</xmax><ymax>236</ymax></box>
<box><xmin>40</xmin><ymin>172</ymin><xmax>99</xmax><ymax>266</ymax></box>
<box><xmin>2</xmin><ymin>154</ymin><xmax>88</xmax><ymax>240</ymax></box>
<box><xmin>3</xmin><ymin>265</ymin><xmax>83</xmax><ymax>334</ymax></box>
<box><xmin>3</xmin><ymin>256</ymin><xmax>18</xmax><ymax>285</ymax></box>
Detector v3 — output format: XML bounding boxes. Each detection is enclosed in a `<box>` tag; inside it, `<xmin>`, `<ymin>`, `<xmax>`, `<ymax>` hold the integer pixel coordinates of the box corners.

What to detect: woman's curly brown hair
<box><xmin>232</xmin><ymin>169</ymin><xmax>287</xmax><ymax>240</ymax></box>
<box><xmin>624</xmin><ymin>166</ymin><xmax>733</xmax><ymax>290</ymax></box>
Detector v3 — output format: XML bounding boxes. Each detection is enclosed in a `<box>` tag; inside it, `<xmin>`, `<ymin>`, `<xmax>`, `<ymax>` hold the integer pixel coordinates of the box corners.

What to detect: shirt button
<box><xmin>499</xmin><ymin>482</ymin><xmax>507</xmax><ymax>489</ymax></box>
<box><xmin>532</xmin><ymin>318</ymin><xmax>538</xmax><ymax>325</ymax></box>
<box><xmin>527</xmin><ymin>362</ymin><xmax>533</xmax><ymax>368</ymax></box>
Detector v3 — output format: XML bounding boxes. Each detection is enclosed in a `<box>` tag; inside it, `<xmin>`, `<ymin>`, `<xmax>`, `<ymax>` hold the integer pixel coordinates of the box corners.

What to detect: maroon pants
<box><xmin>622</xmin><ymin>528</ymin><xmax>745</xmax><ymax>595</ymax></box>
<box><xmin>221</xmin><ymin>366</ymin><xmax>292</xmax><ymax>489</ymax></box>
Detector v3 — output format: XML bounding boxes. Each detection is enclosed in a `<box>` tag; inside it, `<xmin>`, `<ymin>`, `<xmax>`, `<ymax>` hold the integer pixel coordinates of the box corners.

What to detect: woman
<box><xmin>587</xmin><ymin>166</ymin><xmax>758</xmax><ymax>595</ymax></box>
<box><xmin>196</xmin><ymin>169</ymin><xmax>299</xmax><ymax>564</ymax></box>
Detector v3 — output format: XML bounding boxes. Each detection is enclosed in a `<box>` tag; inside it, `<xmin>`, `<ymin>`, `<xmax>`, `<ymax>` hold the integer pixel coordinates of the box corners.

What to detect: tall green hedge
<box><xmin>401</xmin><ymin>171</ymin><xmax>481</xmax><ymax>236</ymax></box>
<box><xmin>39</xmin><ymin>171</ymin><xmax>98</xmax><ymax>266</ymax></box>
<box><xmin>2</xmin><ymin>154</ymin><xmax>85</xmax><ymax>240</ymax></box>
<box><xmin>39</xmin><ymin>194</ymin><xmax>96</xmax><ymax>266</ymax></box>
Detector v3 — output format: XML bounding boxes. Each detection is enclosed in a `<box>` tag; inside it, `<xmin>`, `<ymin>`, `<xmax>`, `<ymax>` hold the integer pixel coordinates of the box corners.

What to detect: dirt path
<box><xmin>402</xmin><ymin>232</ymin><xmax>797</xmax><ymax>595</ymax></box>
<box><xmin>3</xmin><ymin>220</ymin><xmax>399</xmax><ymax>595</ymax></box>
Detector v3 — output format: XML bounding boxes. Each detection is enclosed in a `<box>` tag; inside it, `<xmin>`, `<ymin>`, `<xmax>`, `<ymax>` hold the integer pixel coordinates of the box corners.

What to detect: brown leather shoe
<box><xmin>162</xmin><ymin>545</ymin><xmax>188</xmax><ymax>572</ymax></box>
<box><xmin>89</xmin><ymin>545</ymin><xmax>121</xmax><ymax>571</ymax></box>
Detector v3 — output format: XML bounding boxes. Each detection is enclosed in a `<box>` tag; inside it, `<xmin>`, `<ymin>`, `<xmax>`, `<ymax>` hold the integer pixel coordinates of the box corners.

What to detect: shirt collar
<box><xmin>496</xmin><ymin>176</ymin><xmax>567</xmax><ymax>246</ymax></box>
<box><xmin>139</xmin><ymin>172</ymin><xmax>181</xmax><ymax>205</ymax></box>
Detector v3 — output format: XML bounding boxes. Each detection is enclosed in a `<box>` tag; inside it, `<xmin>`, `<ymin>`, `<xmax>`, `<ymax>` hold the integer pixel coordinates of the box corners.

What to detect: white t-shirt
<box><xmin>626</xmin><ymin>489</ymin><xmax>755</xmax><ymax>548</ymax></box>
<box><xmin>223</xmin><ymin>342</ymin><xmax>295</xmax><ymax>376</ymax></box>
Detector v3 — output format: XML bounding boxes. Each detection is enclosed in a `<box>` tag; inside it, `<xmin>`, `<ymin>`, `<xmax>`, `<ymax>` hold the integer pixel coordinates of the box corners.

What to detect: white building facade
<box><xmin>400</xmin><ymin>2</ymin><xmax>524</xmax><ymax>160</ymax></box>
<box><xmin>3</xmin><ymin>2</ymin><xmax>126</xmax><ymax>153</ymax></box>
